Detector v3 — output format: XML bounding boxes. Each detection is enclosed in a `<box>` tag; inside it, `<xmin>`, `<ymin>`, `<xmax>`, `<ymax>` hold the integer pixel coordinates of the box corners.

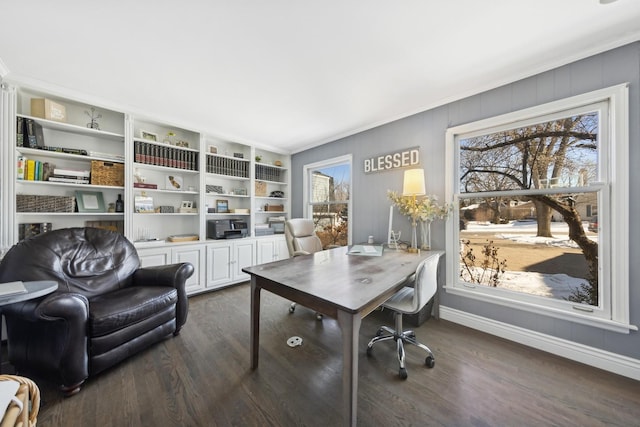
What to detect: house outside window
<box><xmin>445</xmin><ymin>84</ymin><xmax>633</xmax><ymax>332</ymax></box>
<box><xmin>303</xmin><ymin>155</ymin><xmax>352</xmax><ymax>247</ymax></box>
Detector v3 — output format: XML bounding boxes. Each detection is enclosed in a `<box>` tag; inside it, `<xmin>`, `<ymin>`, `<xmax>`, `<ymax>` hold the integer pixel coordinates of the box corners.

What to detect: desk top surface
<box><xmin>244</xmin><ymin>246</ymin><xmax>443</xmax><ymax>315</ymax></box>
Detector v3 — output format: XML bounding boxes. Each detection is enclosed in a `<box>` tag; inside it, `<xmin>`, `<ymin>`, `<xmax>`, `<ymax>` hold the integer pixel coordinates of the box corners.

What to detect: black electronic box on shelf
<box><xmin>207</xmin><ymin>219</ymin><xmax>248</xmax><ymax>239</ymax></box>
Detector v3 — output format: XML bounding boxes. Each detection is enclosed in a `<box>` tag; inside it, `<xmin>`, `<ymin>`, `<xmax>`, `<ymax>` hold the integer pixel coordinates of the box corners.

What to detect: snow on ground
<box><xmin>465</xmin><ymin>219</ymin><xmax>598</xmax><ymax>247</ymax></box>
<box><xmin>460</xmin><ymin>268</ymin><xmax>586</xmax><ymax>299</ymax></box>
<box><xmin>460</xmin><ymin>220</ymin><xmax>594</xmax><ymax>299</ymax></box>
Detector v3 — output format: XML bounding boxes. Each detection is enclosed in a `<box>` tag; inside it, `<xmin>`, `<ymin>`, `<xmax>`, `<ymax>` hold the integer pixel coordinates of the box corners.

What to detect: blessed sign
<box><xmin>363</xmin><ymin>147</ymin><xmax>420</xmax><ymax>174</ymax></box>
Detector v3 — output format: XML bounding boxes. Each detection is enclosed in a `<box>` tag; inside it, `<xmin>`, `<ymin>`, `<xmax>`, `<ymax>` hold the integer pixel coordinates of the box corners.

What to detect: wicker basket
<box><xmin>16</xmin><ymin>195</ymin><xmax>75</xmax><ymax>213</ymax></box>
<box><xmin>90</xmin><ymin>161</ymin><xmax>124</xmax><ymax>186</ymax></box>
<box><xmin>255</xmin><ymin>180</ymin><xmax>267</xmax><ymax>197</ymax></box>
<box><xmin>0</xmin><ymin>375</ymin><xmax>40</xmax><ymax>427</ymax></box>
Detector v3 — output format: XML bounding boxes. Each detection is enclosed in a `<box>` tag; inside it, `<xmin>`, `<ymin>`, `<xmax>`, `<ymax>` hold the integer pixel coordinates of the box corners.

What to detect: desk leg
<box><xmin>250</xmin><ymin>277</ymin><xmax>261</xmax><ymax>370</ymax></box>
<box><xmin>337</xmin><ymin>310</ymin><xmax>361</xmax><ymax>427</ymax></box>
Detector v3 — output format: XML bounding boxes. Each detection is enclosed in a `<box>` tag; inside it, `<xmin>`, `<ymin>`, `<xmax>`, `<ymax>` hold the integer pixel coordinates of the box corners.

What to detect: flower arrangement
<box><xmin>387</xmin><ymin>190</ymin><xmax>451</xmax><ymax>224</ymax></box>
<box><xmin>387</xmin><ymin>190</ymin><xmax>452</xmax><ymax>250</ymax></box>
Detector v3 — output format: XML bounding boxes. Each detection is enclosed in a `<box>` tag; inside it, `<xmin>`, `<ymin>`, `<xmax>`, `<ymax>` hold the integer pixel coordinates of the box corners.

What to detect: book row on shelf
<box><xmin>16</xmin><ymin>116</ymin><xmax>43</xmax><ymax>148</ymax></box>
<box><xmin>134</xmin><ymin>140</ymin><xmax>198</xmax><ymax>171</ymax></box>
<box><xmin>206</xmin><ymin>155</ymin><xmax>250</xmax><ymax>177</ymax></box>
<box><xmin>255</xmin><ymin>163</ymin><xmax>285</xmax><ymax>182</ymax></box>
<box><xmin>16</xmin><ymin>156</ymin><xmax>124</xmax><ymax>186</ymax></box>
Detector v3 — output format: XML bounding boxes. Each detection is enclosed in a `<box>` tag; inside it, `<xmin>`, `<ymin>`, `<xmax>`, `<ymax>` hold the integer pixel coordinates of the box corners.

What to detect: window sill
<box><xmin>443</xmin><ymin>285</ymin><xmax>638</xmax><ymax>334</ymax></box>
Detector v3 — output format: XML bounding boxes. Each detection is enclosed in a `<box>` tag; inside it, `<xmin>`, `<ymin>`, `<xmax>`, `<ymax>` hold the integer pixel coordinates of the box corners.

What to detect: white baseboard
<box><xmin>439</xmin><ymin>305</ymin><xmax>640</xmax><ymax>381</ymax></box>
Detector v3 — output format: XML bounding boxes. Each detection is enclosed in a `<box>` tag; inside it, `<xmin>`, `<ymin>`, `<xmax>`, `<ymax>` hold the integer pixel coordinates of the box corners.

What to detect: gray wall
<box><xmin>291</xmin><ymin>42</ymin><xmax>640</xmax><ymax>359</ymax></box>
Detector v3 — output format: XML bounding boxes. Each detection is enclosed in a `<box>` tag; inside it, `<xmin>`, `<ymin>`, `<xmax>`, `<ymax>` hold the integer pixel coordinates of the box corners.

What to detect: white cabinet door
<box><xmin>256</xmin><ymin>236</ymin><xmax>289</xmax><ymax>264</ymax></box>
<box><xmin>206</xmin><ymin>242</ymin><xmax>233</xmax><ymax>288</ymax></box>
<box><xmin>233</xmin><ymin>239</ymin><xmax>255</xmax><ymax>282</ymax></box>
<box><xmin>138</xmin><ymin>247</ymin><xmax>172</xmax><ymax>268</ymax></box>
<box><xmin>274</xmin><ymin>235</ymin><xmax>289</xmax><ymax>261</ymax></box>
<box><xmin>172</xmin><ymin>245</ymin><xmax>205</xmax><ymax>294</ymax></box>
<box><xmin>256</xmin><ymin>239</ymin><xmax>276</xmax><ymax>264</ymax></box>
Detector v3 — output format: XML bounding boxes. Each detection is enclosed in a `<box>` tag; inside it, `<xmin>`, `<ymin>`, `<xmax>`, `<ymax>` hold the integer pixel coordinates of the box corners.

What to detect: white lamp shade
<box><xmin>402</xmin><ymin>168</ymin><xmax>426</xmax><ymax>196</ymax></box>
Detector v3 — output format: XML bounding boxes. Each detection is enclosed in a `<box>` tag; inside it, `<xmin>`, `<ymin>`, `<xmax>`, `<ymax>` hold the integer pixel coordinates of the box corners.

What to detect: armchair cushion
<box><xmin>89</xmin><ymin>286</ymin><xmax>177</xmax><ymax>337</ymax></box>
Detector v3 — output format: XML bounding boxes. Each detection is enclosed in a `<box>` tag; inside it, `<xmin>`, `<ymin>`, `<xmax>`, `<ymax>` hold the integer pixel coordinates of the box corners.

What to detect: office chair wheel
<box><xmin>375</xmin><ymin>328</ymin><xmax>384</xmax><ymax>337</ymax></box>
<box><xmin>366</xmin><ymin>345</ymin><xmax>373</xmax><ymax>356</ymax></box>
<box><xmin>289</xmin><ymin>303</ymin><xmax>296</xmax><ymax>313</ymax></box>
<box><xmin>399</xmin><ymin>367</ymin><xmax>408</xmax><ymax>379</ymax></box>
<box><xmin>425</xmin><ymin>356</ymin><xmax>435</xmax><ymax>368</ymax></box>
<box><xmin>316</xmin><ymin>313</ymin><xmax>323</xmax><ymax>321</ymax></box>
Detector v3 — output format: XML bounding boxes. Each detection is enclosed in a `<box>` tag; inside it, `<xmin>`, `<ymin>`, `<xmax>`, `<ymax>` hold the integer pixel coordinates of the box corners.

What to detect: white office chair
<box><xmin>366</xmin><ymin>253</ymin><xmax>442</xmax><ymax>379</ymax></box>
<box><xmin>284</xmin><ymin>218</ymin><xmax>325</xmax><ymax>320</ymax></box>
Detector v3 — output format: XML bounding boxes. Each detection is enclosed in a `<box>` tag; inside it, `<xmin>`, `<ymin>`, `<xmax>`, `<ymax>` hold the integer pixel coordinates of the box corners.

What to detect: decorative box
<box><xmin>31</xmin><ymin>98</ymin><xmax>67</xmax><ymax>122</ymax></box>
<box><xmin>91</xmin><ymin>161</ymin><xmax>124</xmax><ymax>186</ymax></box>
<box><xmin>264</xmin><ymin>204</ymin><xmax>284</xmax><ymax>212</ymax></box>
<box><xmin>255</xmin><ymin>180</ymin><xmax>267</xmax><ymax>197</ymax></box>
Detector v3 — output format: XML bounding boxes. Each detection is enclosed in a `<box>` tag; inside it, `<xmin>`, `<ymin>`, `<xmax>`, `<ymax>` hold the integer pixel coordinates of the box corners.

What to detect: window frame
<box><xmin>302</xmin><ymin>154</ymin><xmax>353</xmax><ymax>245</ymax></box>
<box><xmin>445</xmin><ymin>84</ymin><xmax>634</xmax><ymax>333</ymax></box>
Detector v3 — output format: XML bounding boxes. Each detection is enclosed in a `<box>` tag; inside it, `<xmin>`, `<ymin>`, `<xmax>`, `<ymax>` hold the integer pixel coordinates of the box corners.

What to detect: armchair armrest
<box><xmin>132</xmin><ymin>263</ymin><xmax>194</xmax><ymax>331</ymax></box>
<box><xmin>3</xmin><ymin>293</ymin><xmax>90</xmax><ymax>389</ymax></box>
<box><xmin>132</xmin><ymin>263</ymin><xmax>194</xmax><ymax>288</ymax></box>
<box><xmin>293</xmin><ymin>250</ymin><xmax>311</xmax><ymax>257</ymax></box>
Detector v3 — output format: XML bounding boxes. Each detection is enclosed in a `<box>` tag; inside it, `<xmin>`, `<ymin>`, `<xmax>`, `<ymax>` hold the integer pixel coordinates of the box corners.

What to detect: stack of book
<box><xmin>49</xmin><ymin>168</ymin><xmax>90</xmax><ymax>184</ymax></box>
<box><xmin>17</xmin><ymin>157</ymin><xmax>55</xmax><ymax>181</ymax></box>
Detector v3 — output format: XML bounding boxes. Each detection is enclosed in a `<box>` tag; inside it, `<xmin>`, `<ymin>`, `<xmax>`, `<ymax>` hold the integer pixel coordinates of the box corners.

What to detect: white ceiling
<box><xmin>1</xmin><ymin>1</ymin><xmax>640</xmax><ymax>154</ymax></box>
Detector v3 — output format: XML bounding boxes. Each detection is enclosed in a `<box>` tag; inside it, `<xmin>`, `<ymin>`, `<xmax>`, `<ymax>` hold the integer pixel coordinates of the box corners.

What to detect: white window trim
<box><xmin>302</xmin><ymin>154</ymin><xmax>353</xmax><ymax>245</ymax></box>
<box><xmin>445</xmin><ymin>83</ymin><xmax>634</xmax><ymax>333</ymax></box>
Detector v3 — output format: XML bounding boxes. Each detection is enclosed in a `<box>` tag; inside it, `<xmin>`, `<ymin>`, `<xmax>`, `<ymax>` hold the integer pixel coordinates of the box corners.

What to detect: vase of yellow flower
<box><xmin>387</xmin><ymin>190</ymin><xmax>451</xmax><ymax>251</ymax></box>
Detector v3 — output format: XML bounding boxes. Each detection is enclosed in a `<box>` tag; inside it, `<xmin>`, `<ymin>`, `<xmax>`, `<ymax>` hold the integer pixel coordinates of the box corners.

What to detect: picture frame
<box><xmin>76</xmin><ymin>191</ymin><xmax>106</xmax><ymax>213</ymax></box>
<box><xmin>176</xmin><ymin>140</ymin><xmax>190</xmax><ymax>148</ymax></box>
<box><xmin>216</xmin><ymin>199</ymin><xmax>229</xmax><ymax>213</ymax></box>
<box><xmin>166</xmin><ymin>174</ymin><xmax>183</xmax><ymax>190</ymax></box>
<box><xmin>140</xmin><ymin>130</ymin><xmax>158</xmax><ymax>142</ymax></box>
<box><xmin>134</xmin><ymin>195</ymin><xmax>154</xmax><ymax>213</ymax></box>
<box><xmin>209</xmin><ymin>146</ymin><xmax>218</xmax><ymax>154</ymax></box>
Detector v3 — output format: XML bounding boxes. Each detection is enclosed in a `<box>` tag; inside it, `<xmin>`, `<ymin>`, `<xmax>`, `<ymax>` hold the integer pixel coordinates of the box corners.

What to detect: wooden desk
<box><xmin>243</xmin><ymin>246</ymin><xmax>438</xmax><ymax>426</ymax></box>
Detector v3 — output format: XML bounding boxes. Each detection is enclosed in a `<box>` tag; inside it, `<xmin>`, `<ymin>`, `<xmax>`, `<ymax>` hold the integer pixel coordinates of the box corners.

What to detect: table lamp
<box><xmin>403</xmin><ymin>168</ymin><xmax>425</xmax><ymax>252</ymax></box>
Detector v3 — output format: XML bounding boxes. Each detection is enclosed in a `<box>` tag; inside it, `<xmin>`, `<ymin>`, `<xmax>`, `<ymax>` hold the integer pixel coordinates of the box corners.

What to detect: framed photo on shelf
<box><xmin>166</xmin><ymin>175</ymin><xmax>183</xmax><ymax>190</ymax></box>
<box><xmin>134</xmin><ymin>195</ymin><xmax>154</xmax><ymax>213</ymax></box>
<box><xmin>216</xmin><ymin>199</ymin><xmax>229</xmax><ymax>213</ymax></box>
<box><xmin>209</xmin><ymin>146</ymin><xmax>218</xmax><ymax>154</ymax></box>
<box><xmin>140</xmin><ymin>130</ymin><xmax>158</xmax><ymax>141</ymax></box>
<box><xmin>76</xmin><ymin>191</ymin><xmax>106</xmax><ymax>213</ymax></box>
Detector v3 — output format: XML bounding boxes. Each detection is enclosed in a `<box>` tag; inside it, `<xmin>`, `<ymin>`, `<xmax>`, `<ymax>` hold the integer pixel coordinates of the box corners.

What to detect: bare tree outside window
<box><xmin>309</xmin><ymin>164</ymin><xmax>350</xmax><ymax>248</ymax></box>
<box><xmin>458</xmin><ymin>113</ymin><xmax>599</xmax><ymax>305</ymax></box>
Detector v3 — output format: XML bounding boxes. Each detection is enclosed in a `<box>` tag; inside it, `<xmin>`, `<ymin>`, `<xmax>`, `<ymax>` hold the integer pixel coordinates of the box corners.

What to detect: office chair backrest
<box><xmin>285</xmin><ymin>219</ymin><xmax>323</xmax><ymax>256</ymax></box>
<box><xmin>412</xmin><ymin>253</ymin><xmax>442</xmax><ymax>313</ymax></box>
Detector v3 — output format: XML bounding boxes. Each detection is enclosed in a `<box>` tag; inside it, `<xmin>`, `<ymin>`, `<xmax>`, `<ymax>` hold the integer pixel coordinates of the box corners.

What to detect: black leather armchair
<box><xmin>0</xmin><ymin>227</ymin><xmax>194</xmax><ymax>395</ymax></box>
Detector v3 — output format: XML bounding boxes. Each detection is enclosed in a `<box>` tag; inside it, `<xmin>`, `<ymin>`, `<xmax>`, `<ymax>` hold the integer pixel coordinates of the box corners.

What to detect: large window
<box><xmin>303</xmin><ymin>155</ymin><xmax>352</xmax><ymax>247</ymax></box>
<box><xmin>445</xmin><ymin>84</ymin><xmax>632</xmax><ymax>332</ymax></box>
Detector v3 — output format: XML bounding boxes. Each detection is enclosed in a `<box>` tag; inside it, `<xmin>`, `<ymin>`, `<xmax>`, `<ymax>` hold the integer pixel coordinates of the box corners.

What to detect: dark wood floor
<box><xmin>19</xmin><ymin>283</ymin><xmax>640</xmax><ymax>426</ymax></box>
